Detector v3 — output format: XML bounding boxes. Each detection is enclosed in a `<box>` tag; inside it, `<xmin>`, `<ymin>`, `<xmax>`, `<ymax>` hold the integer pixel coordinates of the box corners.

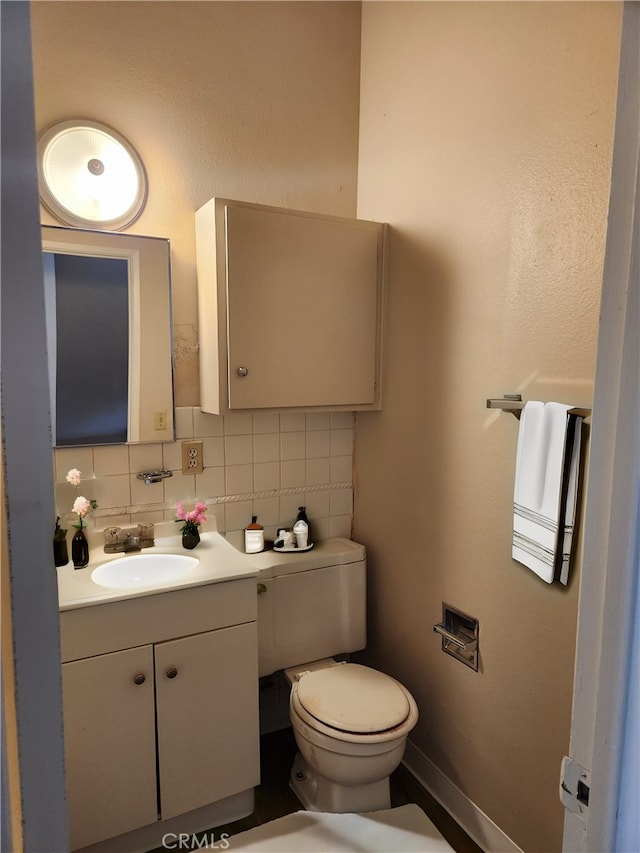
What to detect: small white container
<box><xmin>293</xmin><ymin>519</ymin><xmax>308</xmax><ymax>549</ymax></box>
<box><xmin>245</xmin><ymin>516</ymin><xmax>264</xmax><ymax>553</ymax></box>
<box><xmin>278</xmin><ymin>529</ymin><xmax>295</xmax><ymax>548</ymax></box>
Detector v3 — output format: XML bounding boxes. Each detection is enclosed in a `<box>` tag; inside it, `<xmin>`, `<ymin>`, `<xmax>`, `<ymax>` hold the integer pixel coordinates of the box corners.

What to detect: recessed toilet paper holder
<box><xmin>434</xmin><ymin>604</ymin><xmax>479</xmax><ymax>671</ymax></box>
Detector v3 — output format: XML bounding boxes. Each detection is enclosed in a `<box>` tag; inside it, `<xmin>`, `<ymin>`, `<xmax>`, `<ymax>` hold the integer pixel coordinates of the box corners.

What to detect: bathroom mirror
<box><xmin>42</xmin><ymin>225</ymin><xmax>175</xmax><ymax>446</ymax></box>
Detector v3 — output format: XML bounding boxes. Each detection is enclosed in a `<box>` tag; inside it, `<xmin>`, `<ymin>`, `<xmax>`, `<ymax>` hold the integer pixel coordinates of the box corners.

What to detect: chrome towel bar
<box><xmin>486</xmin><ymin>393</ymin><xmax>591</xmax><ymax>420</ymax></box>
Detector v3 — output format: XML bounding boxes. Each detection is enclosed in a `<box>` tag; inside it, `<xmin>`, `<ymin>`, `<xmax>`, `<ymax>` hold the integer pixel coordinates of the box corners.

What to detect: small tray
<box><xmin>273</xmin><ymin>543</ymin><xmax>314</xmax><ymax>553</ymax></box>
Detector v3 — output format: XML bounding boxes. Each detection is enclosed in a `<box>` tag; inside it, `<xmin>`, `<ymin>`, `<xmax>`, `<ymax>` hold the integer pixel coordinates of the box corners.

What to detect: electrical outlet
<box><xmin>154</xmin><ymin>410</ymin><xmax>168</xmax><ymax>431</ymax></box>
<box><xmin>182</xmin><ymin>440</ymin><xmax>203</xmax><ymax>475</ymax></box>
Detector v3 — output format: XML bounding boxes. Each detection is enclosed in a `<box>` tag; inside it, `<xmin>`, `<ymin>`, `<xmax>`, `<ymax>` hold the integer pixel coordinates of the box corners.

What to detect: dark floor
<box><xmin>196</xmin><ymin>728</ymin><xmax>483</xmax><ymax>852</ymax></box>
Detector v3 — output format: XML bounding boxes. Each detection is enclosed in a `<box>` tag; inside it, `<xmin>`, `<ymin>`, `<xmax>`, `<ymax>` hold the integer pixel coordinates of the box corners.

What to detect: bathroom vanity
<box><xmin>57</xmin><ymin>528</ymin><xmax>260</xmax><ymax>851</ymax></box>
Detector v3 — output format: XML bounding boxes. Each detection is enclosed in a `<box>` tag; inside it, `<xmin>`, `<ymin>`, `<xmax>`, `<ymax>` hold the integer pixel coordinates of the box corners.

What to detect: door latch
<box><xmin>560</xmin><ymin>756</ymin><xmax>590</xmax><ymax>815</ymax></box>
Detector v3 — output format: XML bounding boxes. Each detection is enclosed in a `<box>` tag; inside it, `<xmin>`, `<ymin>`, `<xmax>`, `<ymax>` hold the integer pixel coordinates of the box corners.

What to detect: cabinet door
<box><xmin>196</xmin><ymin>198</ymin><xmax>386</xmax><ymax>413</ymax></box>
<box><xmin>155</xmin><ymin>622</ymin><xmax>260</xmax><ymax>820</ymax></box>
<box><xmin>62</xmin><ymin>646</ymin><xmax>157</xmax><ymax>849</ymax></box>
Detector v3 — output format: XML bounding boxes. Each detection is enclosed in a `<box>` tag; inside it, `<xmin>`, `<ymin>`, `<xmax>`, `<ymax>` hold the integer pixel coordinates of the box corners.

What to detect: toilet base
<box><xmin>289</xmin><ymin>752</ymin><xmax>391</xmax><ymax>814</ymax></box>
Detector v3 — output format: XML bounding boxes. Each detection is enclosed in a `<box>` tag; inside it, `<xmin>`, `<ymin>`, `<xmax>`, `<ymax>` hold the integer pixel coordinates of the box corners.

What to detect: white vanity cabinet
<box><xmin>60</xmin><ymin>579</ymin><xmax>259</xmax><ymax>851</ymax></box>
<box><xmin>155</xmin><ymin>623</ymin><xmax>258</xmax><ymax>820</ymax></box>
<box><xmin>196</xmin><ymin>198</ymin><xmax>387</xmax><ymax>414</ymax></box>
<box><xmin>62</xmin><ymin>645</ymin><xmax>158</xmax><ymax>847</ymax></box>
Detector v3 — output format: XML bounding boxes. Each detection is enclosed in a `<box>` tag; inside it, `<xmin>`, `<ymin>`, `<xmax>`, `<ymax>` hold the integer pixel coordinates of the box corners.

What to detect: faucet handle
<box><xmin>137</xmin><ymin>522</ymin><xmax>155</xmax><ymax>547</ymax></box>
<box><xmin>103</xmin><ymin>526</ymin><xmax>121</xmax><ymax>546</ymax></box>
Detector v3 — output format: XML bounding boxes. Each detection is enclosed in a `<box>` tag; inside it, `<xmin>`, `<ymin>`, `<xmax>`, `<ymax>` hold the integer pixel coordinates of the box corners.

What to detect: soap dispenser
<box><xmin>244</xmin><ymin>516</ymin><xmax>264</xmax><ymax>554</ymax></box>
<box><xmin>295</xmin><ymin>506</ymin><xmax>311</xmax><ymax>547</ymax></box>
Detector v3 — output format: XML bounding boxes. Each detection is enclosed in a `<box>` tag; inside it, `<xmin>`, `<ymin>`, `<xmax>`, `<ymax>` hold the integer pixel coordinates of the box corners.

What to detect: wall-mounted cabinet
<box><xmin>196</xmin><ymin>198</ymin><xmax>387</xmax><ymax>413</ymax></box>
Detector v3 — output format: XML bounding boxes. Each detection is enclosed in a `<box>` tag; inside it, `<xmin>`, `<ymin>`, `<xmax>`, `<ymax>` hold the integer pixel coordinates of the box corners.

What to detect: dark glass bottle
<box><xmin>53</xmin><ymin>517</ymin><xmax>69</xmax><ymax>567</ymax></box>
<box><xmin>296</xmin><ymin>506</ymin><xmax>311</xmax><ymax>545</ymax></box>
<box><xmin>71</xmin><ymin>527</ymin><xmax>89</xmax><ymax>569</ymax></box>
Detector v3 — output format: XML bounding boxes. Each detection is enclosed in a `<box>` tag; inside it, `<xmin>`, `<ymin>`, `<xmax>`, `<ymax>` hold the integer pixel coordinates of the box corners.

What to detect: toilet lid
<box><xmin>296</xmin><ymin>664</ymin><xmax>410</xmax><ymax>734</ymax></box>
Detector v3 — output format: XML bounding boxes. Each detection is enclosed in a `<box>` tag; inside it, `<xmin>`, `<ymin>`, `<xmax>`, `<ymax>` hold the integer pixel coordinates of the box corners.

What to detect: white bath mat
<box><xmin>229</xmin><ymin>804</ymin><xmax>455</xmax><ymax>851</ymax></box>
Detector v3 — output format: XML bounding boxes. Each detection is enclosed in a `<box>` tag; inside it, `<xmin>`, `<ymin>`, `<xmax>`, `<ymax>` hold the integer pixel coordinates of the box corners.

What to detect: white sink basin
<box><xmin>91</xmin><ymin>553</ymin><xmax>199</xmax><ymax>590</ymax></box>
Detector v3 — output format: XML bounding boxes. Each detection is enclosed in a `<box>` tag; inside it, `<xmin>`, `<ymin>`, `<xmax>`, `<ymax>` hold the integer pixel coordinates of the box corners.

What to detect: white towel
<box><xmin>559</xmin><ymin>413</ymin><xmax>583</xmax><ymax>585</ymax></box>
<box><xmin>513</xmin><ymin>401</ymin><xmax>583</xmax><ymax>584</ymax></box>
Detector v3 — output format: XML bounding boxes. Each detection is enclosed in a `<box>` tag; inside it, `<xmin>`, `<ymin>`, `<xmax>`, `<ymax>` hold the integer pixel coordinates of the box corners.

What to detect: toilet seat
<box><xmin>294</xmin><ymin>663</ymin><xmax>412</xmax><ymax>735</ymax></box>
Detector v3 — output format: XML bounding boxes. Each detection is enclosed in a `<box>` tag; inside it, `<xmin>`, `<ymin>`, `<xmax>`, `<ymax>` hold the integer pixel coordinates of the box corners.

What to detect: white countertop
<box><xmin>224</xmin><ymin>531</ymin><xmax>366</xmax><ymax>579</ymax></box>
<box><xmin>57</xmin><ymin>522</ymin><xmax>260</xmax><ymax>611</ymax></box>
<box><xmin>57</xmin><ymin>521</ymin><xmax>366</xmax><ymax>611</ymax></box>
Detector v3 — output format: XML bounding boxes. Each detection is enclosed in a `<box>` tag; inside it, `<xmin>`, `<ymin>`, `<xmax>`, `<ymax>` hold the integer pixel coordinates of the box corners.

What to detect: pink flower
<box><xmin>66</xmin><ymin>468</ymin><xmax>82</xmax><ymax>488</ymax></box>
<box><xmin>72</xmin><ymin>496</ymin><xmax>91</xmax><ymax>517</ymax></box>
<box><xmin>71</xmin><ymin>495</ymin><xmax>97</xmax><ymax>529</ymax></box>
<box><xmin>175</xmin><ymin>501</ymin><xmax>207</xmax><ymax>533</ymax></box>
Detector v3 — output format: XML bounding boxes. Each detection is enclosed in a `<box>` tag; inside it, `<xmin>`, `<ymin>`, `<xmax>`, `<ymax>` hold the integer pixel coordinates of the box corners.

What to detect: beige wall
<box><xmin>355</xmin><ymin>3</ymin><xmax>621</xmax><ymax>851</ymax></box>
<box><xmin>30</xmin><ymin>2</ymin><xmax>624</xmax><ymax>850</ymax></box>
<box><xmin>31</xmin><ymin>1</ymin><xmax>362</xmax><ymax>536</ymax></box>
<box><xmin>31</xmin><ymin>0</ymin><xmax>362</xmax><ymax>407</ymax></box>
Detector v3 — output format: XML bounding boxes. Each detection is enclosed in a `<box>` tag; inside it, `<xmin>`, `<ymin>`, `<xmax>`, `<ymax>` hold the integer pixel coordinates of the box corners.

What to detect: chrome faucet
<box><xmin>103</xmin><ymin>523</ymin><xmax>154</xmax><ymax>553</ymax></box>
<box><xmin>122</xmin><ymin>533</ymin><xmax>141</xmax><ymax>552</ymax></box>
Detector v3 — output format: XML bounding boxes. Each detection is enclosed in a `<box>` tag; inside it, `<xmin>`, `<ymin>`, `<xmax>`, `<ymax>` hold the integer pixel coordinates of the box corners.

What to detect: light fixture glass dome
<box><xmin>37</xmin><ymin>120</ymin><xmax>148</xmax><ymax>230</ymax></box>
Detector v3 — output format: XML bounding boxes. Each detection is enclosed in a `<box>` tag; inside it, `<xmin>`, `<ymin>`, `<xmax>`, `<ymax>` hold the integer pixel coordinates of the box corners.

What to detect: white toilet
<box><xmin>256</xmin><ymin>538</ymin><xmax>418</xmax><ymax>814</ymax></box>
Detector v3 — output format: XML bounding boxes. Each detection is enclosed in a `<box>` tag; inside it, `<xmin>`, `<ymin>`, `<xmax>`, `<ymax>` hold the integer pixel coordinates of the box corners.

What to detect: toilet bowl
<box><xmin>285</xmin><ymin>661</ymin><xmax>418</xmax><ymax>813</ymax></box>
<box><xmin>256</xmin><ymin>539</ymin><xmax>419</xmax><ymax>814</ymax></box>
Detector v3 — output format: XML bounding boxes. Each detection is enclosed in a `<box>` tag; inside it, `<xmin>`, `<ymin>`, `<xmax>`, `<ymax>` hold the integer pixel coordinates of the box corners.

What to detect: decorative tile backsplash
<box><xmin>53</xmin><ymin>408</ymin><xmax>354</xmax><ymax>541</ymax></box>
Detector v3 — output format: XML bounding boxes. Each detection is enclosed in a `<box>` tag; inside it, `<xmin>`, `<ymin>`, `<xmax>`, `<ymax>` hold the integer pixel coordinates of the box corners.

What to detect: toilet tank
<box><xmin>255</xmin><ymin>538</ymin><xmax>366</xmax><ymax>677</ymax></box>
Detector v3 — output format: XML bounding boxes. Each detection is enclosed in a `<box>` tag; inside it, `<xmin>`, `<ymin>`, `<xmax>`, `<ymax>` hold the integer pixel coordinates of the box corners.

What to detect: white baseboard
<box><xmin>402</xmin><ymin>739</ymin><xmax>523</xmax><ymax>853</ymax></box>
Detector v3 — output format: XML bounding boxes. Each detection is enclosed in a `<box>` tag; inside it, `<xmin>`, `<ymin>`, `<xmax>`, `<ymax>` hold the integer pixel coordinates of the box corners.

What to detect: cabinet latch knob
<box><xmin>236</xmin><ymin>366</ymin><xmax>249</xmax><ymax>377</ymax></box>
<box><xmin>166</xmin><ymin>667</ymin><xmax>178</xmax><ymax>679</ymax></box>
<box><xmin>133</xmin><ymin>673</ymin><xmax>146</xmax><ymax>685</ymax></box>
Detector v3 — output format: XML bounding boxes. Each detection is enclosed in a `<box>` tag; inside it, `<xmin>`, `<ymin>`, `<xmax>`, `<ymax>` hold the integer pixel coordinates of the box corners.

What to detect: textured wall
<box><xmin>31</xmin><ymin>2</ymin><xmax>624</xmax><ymax>849</ymax></box>
<box><xmin>355</xmin><ymin>3</ymin><xmax>621</xmax><ymax>851</ymax></box>
<box><xmin>31</xmin><ymin>0</ymin><xmax>362</xmax><ymax>407</ymax></box>
<box><xmin>31</xmin><ymin>0</ymin><xmax>362</xmax><ymax>541</ymax></box>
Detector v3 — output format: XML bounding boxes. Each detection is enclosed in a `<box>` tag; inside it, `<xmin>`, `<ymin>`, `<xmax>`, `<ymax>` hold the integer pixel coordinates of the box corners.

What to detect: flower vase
<box><xmin>53</xmin><ymin>520</ymin><xmax>69</xmax><ymax>567</ymax></box>
<box><xmin>182</xmin><ymin>528</ymin><xmax>200</xmax><ymax>550</ymax></box>
<box><xmin>72</xmin><ymin>527</ymin><xmax>89</xmax><ymax>569</ymax></box>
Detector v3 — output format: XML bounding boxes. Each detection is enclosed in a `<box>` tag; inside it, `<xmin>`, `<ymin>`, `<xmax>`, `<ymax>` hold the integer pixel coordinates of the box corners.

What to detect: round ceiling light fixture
<box><xmin>37</xmin><ymin>119</ymin><xmax>148</xmax><ymax>230</ymax></box>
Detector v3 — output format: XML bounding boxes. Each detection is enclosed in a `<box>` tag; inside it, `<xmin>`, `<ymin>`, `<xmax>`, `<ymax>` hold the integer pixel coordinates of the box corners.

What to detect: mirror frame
<box><xmin>42</xmin><ymin>225</ymin><xmax>175</xmax><ymax>445</ymax></box>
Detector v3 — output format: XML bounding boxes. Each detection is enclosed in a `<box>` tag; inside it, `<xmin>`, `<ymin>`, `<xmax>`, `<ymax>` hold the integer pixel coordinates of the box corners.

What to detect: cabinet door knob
<box><xmin>166</xmin><ymin>667</ymin><xmax>178</xmax><ymax>679</ymax></box>
<box><xmin>257</xmin><ymin>582</ymin><xmax>267</xmax><ymax>594</ymax></box>
<box><xmin>236</xmin><ymin>366</ymin><xmax>249</xmax><ymax>377</ymax></box>
<box><xmin>133</xmin><ymin>673</ymin><xmax>146</xmax><ymax>685</ymax></box>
